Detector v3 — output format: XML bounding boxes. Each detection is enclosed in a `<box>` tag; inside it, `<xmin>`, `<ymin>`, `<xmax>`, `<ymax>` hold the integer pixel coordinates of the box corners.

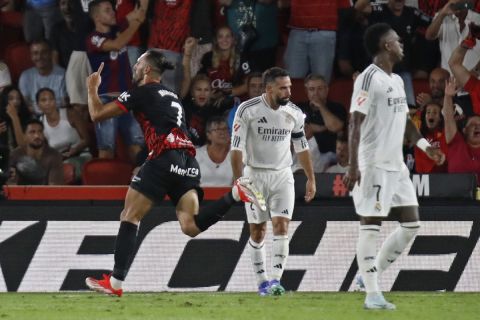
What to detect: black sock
<box><xmin>194</xmin><ymin>192</ymin><xmax>236</xmax><ymax>232</ymax></box>
<box><xmin>112</xmin><ymin>221</ymin><xmax>138</xmax><ymax>281</ymax></box>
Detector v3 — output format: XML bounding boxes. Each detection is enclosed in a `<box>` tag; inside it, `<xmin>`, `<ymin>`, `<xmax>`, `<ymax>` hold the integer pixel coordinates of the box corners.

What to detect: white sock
<box><xmin>110</xmin><ymin>276</ymin><xmax>123</xmax><ymax>290</ymax></box>
<box><xmin>376</xmin><ymin>221</ymin><xmax>420</xmax><ymax>274</ymax></box>
<box><xmin>232</xmin><ymin>185</ymin><xmax>240</xmax><ymax>202</ymax></box>
<box><xmin>271</xmin><ymin>235</ymin><xmax>289</xmax><ymax>281</ymax></box>
<box><xmin>357</xmin><ymin>225</ymin><xmax>380</xmax><ymax>293</ymax></box>
<box><xmin>248</xmin><ymin>238</ymin><xmax>269</xmax><ymax>285</ymax></box>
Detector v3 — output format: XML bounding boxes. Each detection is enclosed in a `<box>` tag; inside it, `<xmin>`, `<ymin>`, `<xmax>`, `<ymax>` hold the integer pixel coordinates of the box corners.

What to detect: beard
<box><xmin>29</xmin><ymin>140</ymin><xmax>44</xmax><ymax>149</ymax></box>
<box><xmin>276</xmin><ymin>96</ymin><xmax>289</xmax><ymax>106</ymax></box>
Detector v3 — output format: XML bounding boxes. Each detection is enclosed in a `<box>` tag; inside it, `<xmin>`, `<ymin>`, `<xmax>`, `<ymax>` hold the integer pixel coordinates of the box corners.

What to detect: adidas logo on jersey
<box><xmin>387</xmin><ymin>86</ymin><xmax>393</xmax><ymax>93</ymax></box>
<box><xmin>281</xmin><ymin>209</ymin><xmax>289</xmax><ymax>215</ymax></box>
<box><xmin>257</xmin><ymin>117</ymin><xmax>268</xmax><ymax>123</ymax></box>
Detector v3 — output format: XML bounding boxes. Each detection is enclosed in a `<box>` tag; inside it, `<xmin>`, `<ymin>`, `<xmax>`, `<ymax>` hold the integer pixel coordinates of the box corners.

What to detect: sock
<box><xmin>232</xmin><ymin>184</ymin><xmax>240</xmax><ymax>202</ymax></box>
<box><xmin>194</xmin><ymin>192</ymin><xmax>235</xmax><ymax>232</ymax></box>
<box><xmin>110</xmin><ymin>276</ymin><xmax>123</xmax><ymax>290</ymax></box>
<box><xmin>112</xmin><ymin>221</ymin><xmax>138</xmax><ymax>282</ymax></box>
<box><xmin>248</xmin><ymin>238</ymin><xmax>269</xmax><ymax>285</ymax></box>
<box><xmin>271</xmin><ymin>235</ymin><xmax>289</xmax><ymax>281</ymax></box>
<box><xmin>375</xmin><ymin>221</ymin><xmax>420</xmax><ymax>274</ymax></box>
<box><xmin>357</xmin><ymin>225</ymin><xmax>380</xmax><ymax>293</ymax></box>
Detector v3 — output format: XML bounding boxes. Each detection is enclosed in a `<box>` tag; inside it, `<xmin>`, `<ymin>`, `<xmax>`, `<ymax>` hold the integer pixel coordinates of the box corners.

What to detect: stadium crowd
<box><xmin>0</xmin><ymin>0</ymin><xmax>479</xmax><ymax>186</ymax></box>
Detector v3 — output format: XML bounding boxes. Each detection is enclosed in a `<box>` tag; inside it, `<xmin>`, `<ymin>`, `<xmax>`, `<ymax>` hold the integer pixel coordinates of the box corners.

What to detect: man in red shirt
<box><xmin>443</xmin><ymin>76</ymin><xmax>480</xmax><ymax>183</ymax></box>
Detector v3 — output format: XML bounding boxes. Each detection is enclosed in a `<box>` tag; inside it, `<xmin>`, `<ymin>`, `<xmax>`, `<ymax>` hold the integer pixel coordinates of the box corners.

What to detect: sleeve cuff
<box><xmin>114</xmin><ymin>100</ymin><xmax>128</xmax><ymax>112</ymax></box>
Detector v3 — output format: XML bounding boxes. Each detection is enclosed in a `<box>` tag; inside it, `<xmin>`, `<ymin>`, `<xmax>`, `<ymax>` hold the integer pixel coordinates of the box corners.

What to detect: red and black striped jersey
<box><xmin>115</xmin><ymin>83</ymin><xmax>195</xmax><ymax>159</ymax></box>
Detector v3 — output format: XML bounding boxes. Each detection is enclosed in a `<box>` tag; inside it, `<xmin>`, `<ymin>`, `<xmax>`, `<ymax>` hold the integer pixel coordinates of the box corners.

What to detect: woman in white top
<box><xmin>195</xmin><ymin>116</ymin><xmax>233</xmax><ymax>187</ymax></box>
<box><xmin>36</xmin><ymin>87</ymin><xmax>91</xmax><ymax>180</ymax></box>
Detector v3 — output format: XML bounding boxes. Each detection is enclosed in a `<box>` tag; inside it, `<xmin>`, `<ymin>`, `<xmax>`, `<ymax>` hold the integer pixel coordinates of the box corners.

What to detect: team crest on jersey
<box><xmin>357</xmin><ymin>90</ymin><xmax>368</xmax><ymax>106</ymax></box>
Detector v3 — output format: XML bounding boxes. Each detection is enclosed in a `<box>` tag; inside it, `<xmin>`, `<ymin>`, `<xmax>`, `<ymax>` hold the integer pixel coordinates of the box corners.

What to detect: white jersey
<box><xmin>350</xmin><ymin>64</ymin><xmax>408</xmax><ymax>171</ymax></box>
<box><xmin>195</xmin><ymin>145</ymin><xmax>233</xmax><ymax>187</ymax></box>
<box><xmin>231</xmin><ymin>94</ymin><xmax>307</xmax><ymax>170</ymax></box>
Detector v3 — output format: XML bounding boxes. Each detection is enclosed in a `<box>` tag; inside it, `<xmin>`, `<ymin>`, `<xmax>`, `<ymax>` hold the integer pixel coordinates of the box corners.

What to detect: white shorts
<box><xmin>352</xmin><ymin>165</ymin><xmax>418</xmax><ymax>217</ymax></box>
<box><xmin>243</xmin><ymin>166</ymin><xmax>295</xmax><ymax>224</ymax></box>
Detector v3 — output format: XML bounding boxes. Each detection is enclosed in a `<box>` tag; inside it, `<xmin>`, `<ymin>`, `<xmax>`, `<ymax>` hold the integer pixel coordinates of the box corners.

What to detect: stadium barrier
<box><xmin>0</xmin><ymin>173</ymin><xmax>479</xmax><ymax>293</ymax></box>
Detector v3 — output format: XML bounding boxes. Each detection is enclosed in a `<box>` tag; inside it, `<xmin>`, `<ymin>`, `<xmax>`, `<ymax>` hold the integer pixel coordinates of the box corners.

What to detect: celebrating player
<box><xmin>84</xmin><ymin>50</ymin><xmax>266</xmax><ymax>297</ymax></box>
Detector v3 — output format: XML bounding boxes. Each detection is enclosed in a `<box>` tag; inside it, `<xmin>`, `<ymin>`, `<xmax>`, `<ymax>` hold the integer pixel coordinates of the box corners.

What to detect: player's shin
<box><xmin>357</xmin><ymin>225</ymin><xmax>381</xmax><ymax>293</ymax></box>
<box><xmin>271</xmin><ymin>234</ymin><xmax>289</xmax><ymax>281</ymax></box>
<box><xmin>112</xmin><ymin>221</ymin><xmax>139</xmax><ymax>289</ymax></box>
<box><xmin>249</xmin><ymin>238</ymin><xmax>269</xmax><ymax>285</ymax></box>
<box><xmin>194</xmin><ymin>192</ymin><xmax>236</xmax><ymax>231</ymax></box>
<box><xmin>375</xmin><ymin>221</ymin><xmax>420</xmax><ymax>274</ymax></box>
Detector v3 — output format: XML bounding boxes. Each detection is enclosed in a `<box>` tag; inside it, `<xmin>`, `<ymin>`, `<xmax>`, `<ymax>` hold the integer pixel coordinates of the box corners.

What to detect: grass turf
<box><xmin>0</xmin><ymin>292</ymin><xmax>478</xmax><ymax>320</ymax></box>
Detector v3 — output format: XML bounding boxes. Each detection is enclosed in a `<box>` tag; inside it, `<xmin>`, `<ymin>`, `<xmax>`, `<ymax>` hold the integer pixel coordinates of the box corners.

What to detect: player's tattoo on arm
<box><xmin>347</xmin><ymin>111</ymin><xmax>365</xmax><ymax>168</ymax></box>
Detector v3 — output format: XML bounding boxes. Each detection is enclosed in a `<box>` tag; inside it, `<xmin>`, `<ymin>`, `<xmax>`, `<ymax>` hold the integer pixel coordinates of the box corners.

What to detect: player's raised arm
<box><xmin>87</xmin><ymin>63</ymin><xmax>126</xmax><ymax>122</ymax></box>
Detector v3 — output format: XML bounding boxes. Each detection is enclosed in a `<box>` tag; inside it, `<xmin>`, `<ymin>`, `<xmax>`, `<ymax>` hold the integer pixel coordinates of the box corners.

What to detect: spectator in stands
<box><xmin>0</xmin><ymin>61</ymin><xmax>12</xmax><ymax>94</ymax></box>
<box><xmin>443</xmin><ymin>77</ymin><xmax>480</xmax><ymax>182</ymax></box>
<box><xmin>415</xmin><ymin>101</ymin><xmax>448</xmax><ymax>173</ymax></box>
<box><xmin>182</xmin><ymin>74</ymin><xmax>233</xmax><ymax>146</ymax></box>
<box><xmin>62</xmin><ymin>0</ymin><xmax>95</xmax><ymax>120</ymax></box>
<box><xmin>36</xmin><ymin>88</ymin><xmax>91</xmax><ymax>180</ymax></box>
<box><xmin>23</xmin><ymin>0</ymin><xmax>63</xmax><ymax>42</ymax></box>
<box><xmin>412</xmin><ymin>67</ymin><xmax>450</xmax><ymax>127</ymax></box>
<box><xmin>195</xmin><ymin>116</ymin><xmax>233</xmax><ymax>186</ymax></box>
<box><xmin>198</xmin><ymin>25</ymin><xmax>250</xmax><ymax>100</ymax></box>
<box><xmin>223</xmin><ymin>0</ymin><xmax>279</xmax><ymax>72</ymax></box>
<box><xmin>148</xmin><ymin>0</ymin><xmax>192</xmax><ymax>93</ymax></box>
<box><xmin>189</xmin><ymin>0</ymin><xmax>215</xmax><ymax>77</ymax></box>
<box><xmin>19</xmin><ymin>40</ymin><xmax>68</xmax><ymax>116</ymax></box>
<box><xmin>448</xmin><ymin>31</ymin><xmax>480</xmax><ymax>115</ymax></box>
<box><xmin>425</xmin><ymin>0</ymin><xmax>480</xmax><ymax>74</ymax></box>
<box><xmin>326</xmin><ymin>133</ymin><xmax>349</xmax><ymax>173</ymax></box>
<box><xmin>300</xmin><ymin>74</ymin><xmax>347</xmax><ymax>155</ymax></box>
<box><xmin>416</xmin><ymin>67</ymin><xmax>450</xmax><ymax>109</ymax></box>
<box><xmin>7</xmin><ymin>119</ymin><xmax>64</xmax><ymax>185</ymax></box>
<box><xmin>0</xmin><ymin>86</ymin><xmax>32</xmax><ymax>150</ymax></box>
<box><xmin>227</xmin><ymin>71</ymin><xmax>263</xmax><ymax>133</ymax></box>
<box><xmin>355</xmin><ymin>0</ymin><xmax>433</xmax><ymax>106</ymax></box>
<box><xmin>86</xmin><ymin>0</ymin><xmax>145</xmax><ymax>162</ymax></box>
<box><xmin>116</xmin><ymin>0</ymin><xmax>149</xmax><ymax>69</ymax></box>
<box><xmin>337</xmin><ymin>7</ymin><xmax>370</xmax><ymax>78</ymax></box>
<box><xmin>280</xmin><ymin>0</ymin><xmax>351</xmax><ymax>83</ymax></box>
<box><xmin>51</xmin><ymin>0</ymin><xmax>91</xmax><ymax>69</ymax></box>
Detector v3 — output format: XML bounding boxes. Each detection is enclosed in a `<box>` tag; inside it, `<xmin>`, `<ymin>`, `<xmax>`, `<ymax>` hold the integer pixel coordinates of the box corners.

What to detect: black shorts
<box><xmin>130</xmin><ymin>149</ymin><xmax>204</xmax><ymax>205</ymax></box>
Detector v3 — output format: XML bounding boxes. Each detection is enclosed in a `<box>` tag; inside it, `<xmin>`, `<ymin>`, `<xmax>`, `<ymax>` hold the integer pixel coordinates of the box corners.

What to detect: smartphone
<box><xmin>450</xmin><ymin>1</ymin><xmax>473</xmax><ymax>11</ymax></box>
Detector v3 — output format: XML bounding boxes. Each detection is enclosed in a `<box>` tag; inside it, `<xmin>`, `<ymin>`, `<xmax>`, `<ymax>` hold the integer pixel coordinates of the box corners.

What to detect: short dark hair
<box><xmin>88</xmin><ymin>0</ymin><xmax>114</xmax><ymax>17</ymax></box>
<box><xmin>364</xmin><ymin>23</ymin><xmax>392</xmax><ymax>57</ymax></box>
<box><xmin>35</xmin><ymin>87</ymin><xmax>55</xmax><ymax>103</ymax></box>
<box><xmin>247</xmin><ymin>72</ymin><xmax>263</xmax><ymax>85</ymax></box>
<box><xmin>145</xmin><ymin>49</ymin><xmax>175</xmax><ymax>74</ymax></box>
<box><xmin>304</xmin><ymin>74</ymin><xmax>327</xmax><ymax>85</ymax></box>
<box><xmin>262</xmin><ymin>67</ymin><xmax>289</xmax><ymax>86</ymax></box>
<box><xmin>24</xmin><ymin>119</ymin><xmax>44</xmax><ymax>132</ymax></box>
<box><xmin>30</xmin><ymin>39</ymin><xmax>51</xmax><ymax>50</ymax></box>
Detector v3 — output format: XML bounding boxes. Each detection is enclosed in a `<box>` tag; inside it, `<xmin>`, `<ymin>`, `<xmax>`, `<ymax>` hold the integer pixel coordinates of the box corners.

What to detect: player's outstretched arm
<box><xmin>87</xmin><ymin>63</ymin><xmax>126</xmax><ymax>122</ymax></box>
<box><xmin>343</xmin><ymin>111</ymin><xmax>364</xmax><ymax>190</ymax></box>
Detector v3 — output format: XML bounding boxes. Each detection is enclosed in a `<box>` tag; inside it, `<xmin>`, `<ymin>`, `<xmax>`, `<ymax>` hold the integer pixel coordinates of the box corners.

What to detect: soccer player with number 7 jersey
<box><xmin>343</xmin><ymin>23</ymin><xmax>445</xmax><ymax>310</ymax></box>
<box><xmin>84</xmin><ymin>50</ymin><xmax>267</xmax><ymax>297</ymax></box>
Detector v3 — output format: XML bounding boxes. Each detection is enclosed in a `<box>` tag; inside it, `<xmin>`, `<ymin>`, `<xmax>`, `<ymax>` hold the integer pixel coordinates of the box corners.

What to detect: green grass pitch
<box><xmin>0</xmin><ymin>292</ymin><xmax>479</xmax><ymax>320</ymax></box>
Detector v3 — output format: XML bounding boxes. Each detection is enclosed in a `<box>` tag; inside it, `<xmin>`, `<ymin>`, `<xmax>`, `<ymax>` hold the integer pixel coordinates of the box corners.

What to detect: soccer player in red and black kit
<box><xmin>85</xmin><ymin>50</ymin><xmax>266</xmax><ymax>297</ymax></box>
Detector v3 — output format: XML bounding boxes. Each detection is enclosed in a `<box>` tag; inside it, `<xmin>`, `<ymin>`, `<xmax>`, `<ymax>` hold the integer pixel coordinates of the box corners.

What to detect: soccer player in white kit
<box><xmin>343</xmin><ymin>23</ymin><xmax>446</xmax><ymax>309</ymax></box>
<box><xmin>231</xmin><ymin>67</ymin><xmax>316</xmax><ymax>296</ymax></box>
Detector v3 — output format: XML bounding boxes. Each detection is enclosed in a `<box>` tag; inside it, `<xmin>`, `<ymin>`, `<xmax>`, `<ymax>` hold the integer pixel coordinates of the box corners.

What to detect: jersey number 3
<box><xmin>171</xmin><ymin>101</ymin><xmax>183</xmax><ymax>127</ymax></box>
